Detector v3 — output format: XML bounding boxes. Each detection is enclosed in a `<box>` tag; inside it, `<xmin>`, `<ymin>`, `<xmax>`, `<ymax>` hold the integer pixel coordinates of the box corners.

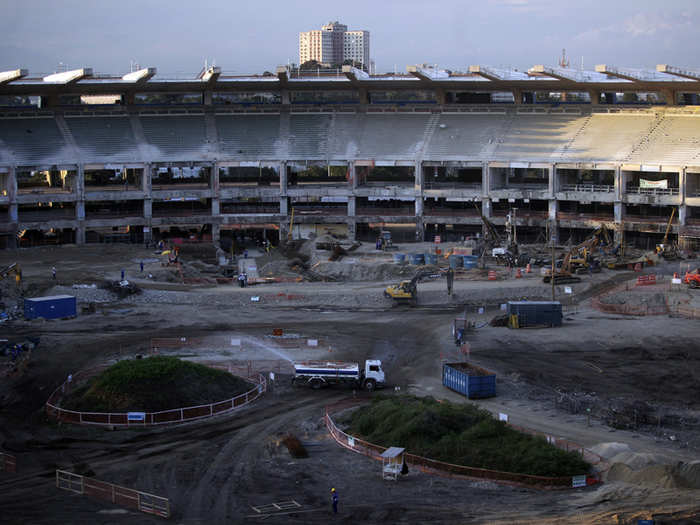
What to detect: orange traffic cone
<box><xmin>673</xmin><ymin>272</ymin><xmax>678</xmax><ymax>279</ymax></box>
<box><xmin>515</xmin><ymin>268</ymin><xmax>522</xmax><ymax>279</ymax></box>
<box><xmin>634</xmin><ymin>263</ymin><xmax>642</xmax><ymax>272</ymax></box>
<box><xmin>526</xmin><ymin>263</ymin><xmax>532</xmax><ymax>274</ymax></box>
<box><xmin>488</xmin><ymin>270</ymin><xmax>497</xmax><ymax>281</ymax></box>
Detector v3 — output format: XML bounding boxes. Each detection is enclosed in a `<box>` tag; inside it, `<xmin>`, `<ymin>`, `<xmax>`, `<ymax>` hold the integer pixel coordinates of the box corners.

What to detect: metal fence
<box><xmin>560</xmin><ymin>183</ymin><xmax>614</xmax><ymax>193</ymax></box>
<box><xmin>325</xmin><ymin>404</ymin><xmax>597</xmax><ymax>490</ymax></box>
<box><xmin>591</xmin><ymin>277</ymin><xmax>670</xmax><ymax>316</ymax></box>
<box><xmin>56</xmin><ymin>470</ymin><xmax>170</xmax><ymax>518</ymax></box>
<box><xmin>1</xmin><ymin>452</ymin><xmax>16</xmax><ymax>473</ymax></box>
<box><xmin>46</xmin><ymin>366</ymin><xmax>266</xmax><ymax>427</ymax></box>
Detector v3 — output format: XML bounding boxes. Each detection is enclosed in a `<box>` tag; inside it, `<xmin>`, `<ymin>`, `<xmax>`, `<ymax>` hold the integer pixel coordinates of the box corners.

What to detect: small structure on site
<box><xmin>381</xmin><ymin>446</ymin><xmax>406</xmax><ymax>480</ymax></box>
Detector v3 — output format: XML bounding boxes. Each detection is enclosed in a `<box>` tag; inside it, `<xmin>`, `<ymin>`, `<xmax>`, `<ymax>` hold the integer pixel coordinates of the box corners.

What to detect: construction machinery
<box><xmin>384</xmin><ymin>271</ymin><xmax>430</xmax><ymax>305</ymax></box>
<box><xmin>292</xmin><ymin>359</ymin><xmax>386</xmax><ymax>391</ymax></box>
<box><xmin>543</xmin><ymin>226</ymin><xmax>611</xmax><ymax>284</ymax></box>
<box><xmin>683</xmin><ymin>269</ymin><xmax>700</xmax><ymax>289</ymax></box>
<box><xmin>655</xmin><ymin>208</ymin><xmax>680</xmax><ymax>259</ymax></box>
<box><xmin>0</xmin><ymin>263</ymin><xmax>21</xmax><ymax>286</ymax></box>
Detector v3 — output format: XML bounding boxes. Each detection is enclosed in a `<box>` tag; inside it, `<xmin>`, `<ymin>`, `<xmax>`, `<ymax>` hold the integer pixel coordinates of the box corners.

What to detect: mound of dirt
<box><xmin>601</xmin><ymin>291</ymin><xmax>667</xmax><ymax>307</ymax></box>
<box><xmin>61</xmin><ymin>356</ymin><xmax>252</xmax><ymax>412</ymax></box>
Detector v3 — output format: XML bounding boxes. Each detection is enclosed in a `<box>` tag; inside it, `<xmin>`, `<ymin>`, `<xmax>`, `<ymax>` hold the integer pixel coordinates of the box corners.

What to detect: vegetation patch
<box><xmin>347</xmin><ymin>396</ymin><xmax>590</xmax><ymax>477</ymax></box>
<box><xmin>62</xmin><ymin>357</ymin><xmax>252</xmax><ymax>412</ymax></box>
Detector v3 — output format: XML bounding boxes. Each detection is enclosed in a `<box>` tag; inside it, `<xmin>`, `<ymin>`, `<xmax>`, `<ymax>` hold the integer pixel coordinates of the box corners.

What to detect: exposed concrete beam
<box><xmin>406</xmin><ymin>65</ymin><xmax>449</xmax><ymax>81</ymax></box>
<box><xmin>468</xmin><ymin>65</ymin><xmax>498</xmax><ymax>81</ymax></box>
<box><xmin>594</xmin><ymin>65</ymin><xmax>669</xmax><ymax>82</ymax></box>
<box><xmin>198</xmin><ymin>66</ymin><xmax>221</xmax><ymax>83</ymax></box>
<box><xmin>469</xmin><ymin>65</ymin><xmax>531</xmax><ymax>81</ymax></box>
<box><xmin>528</xmin><ymin>65</ymin><xmax>611</xmax><ymax>83</ymax></box>
<box><xmin>122</xmin><ymin>67</ymin><xmax>157</xmax><ymax>82</ymax></box>
<box><xmin>43</xmin><ymin>68</ymin><xmax>93</xmax><ymax>84</ymax></box>
<box><xmin>0</xmin><ymin>68</ymin><xmax>28</xmax><ymax>85</ymax></box>
<box><xmin>342</xmin><ymin>65</ymin><xmax>369</xmax><ymax>83</ymax></box>
<box><xmin>656</xmin><ymin>64</ymin><xmax>700</xmax><ymax>81</ymax></box>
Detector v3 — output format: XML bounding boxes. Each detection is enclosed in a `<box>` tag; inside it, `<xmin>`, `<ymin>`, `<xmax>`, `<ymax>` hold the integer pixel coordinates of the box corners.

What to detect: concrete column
<box><xmin>143</xmin><ymin>163</ymin><xmax>152</xmax><ymax>195</ymax></box>
<box><xmin>144</xmin><ymin>198</ymin><xmax>152</xmax><ymax>219</ymax></box>
<box><xmin>211</xmin><ymin>163</ymin><xmax>220</xmax><ymax>195</ymax></box>
<box><xmin>348</xmin><ymin>161</ymin><xmax>357</xmax><ymax>190</ymax></box>
<box><xmin>7</xmin><ymin>166</ymin><xmax>18</xmax><ymax>248</ymax></box>
<box><xmin>481</xmin><ymin>163</ymin><xmax>489</xmax><ymax>195</ymax></box>
<box><xmin>347</xmin><ymin>196</ymin><xmax>356</xmax><ymax>217</ymax></box>
<box><xmin>588</xmin><ymin>91</ymin><xmax>600</xmax><ymax>104</ymax></box>
<box><xmin>279</xmin><ymin>161</ymin><xmax>287</xmax><ymax>196</ymax></box>
<box><xmin>512</xmin><ymin>89</ymin><xmax>521</xmax><ymax>105</ymax></box>
<box><xmin>662</xmin><ymin>89</ymin><xmax>677</xmax><ymax>107</ymax></box>
<box><xmin>280</xmin><ymin>196</ymin><xmax>288</xmax><ymax>215</ymax></box>
<box><xmin>203</xmin><ymin>91</ymin><xmax>213</xmax><ymax>105</ymax></box>
<box><xmin>435</xmin><ymin>88</ymin><xmax>446</xmax><ymax>105</ymax></box>
<box><xmin>679</xmin><ymin>204</ymin><xmax>687</xmax><ymax>226</ymax></box>
<box><xmin>614</xmin><ymin>201</ymin><xmax>623</xmax><ymax>223</ymax></box>
<box><xmin>414</xmin><ymin>160</ymin><xmax>423</xmax><ymax>192</ymax></box>
<box><xmin>211</xmin><ymin>197</ymin><xmax>220</xmax><ymax>215</ymax></box>
<box><xmin>75</xmin><ymin>165</ymin><xmax>85</xmax><ymax>244</ymax></box>
<box><xmin>358</xmin><ymin>88</ymin><xmax>369</xmax><ymax>105</ymax></box>
<box><xmin>211</xmin><ymin>223</ymin><xmax>220</xmax><ymax>243</ymax></box>
<box><xmin>481</xmin><ymin>198</ymin><xmax>492</xmax><ymax>218</ymax></box>
<box><xmin>280</xmin><ymin>90</ymin><xmax>290</xmax><ymax>105</ymax></box>
<box><xmin>548</xmin><ymin>199</ymin><xmax>558</xmax><ymax>221</ymax></box>
<box><xmin>347</xmin><ymin>220</ymin><xmax>357</xmax><ymax>241</ymax></box>
<box><xmin>614</xmin><ymin>165</ymin><xmax>622</xmax><ymax>201</ymax></box>
<box><xmin>279</xmin><ymin>221</ymin><xmax>289</xmax><ymax>242</ymax></box>
<box><xmin>679</xmin><ymin>168</ymin><xmax>686</xmax><ymax>203</ymax></box>
<box><xmin>548</xmin><ymin>165</ymin><xmax>557</xmax><ymax>196</ymax></box>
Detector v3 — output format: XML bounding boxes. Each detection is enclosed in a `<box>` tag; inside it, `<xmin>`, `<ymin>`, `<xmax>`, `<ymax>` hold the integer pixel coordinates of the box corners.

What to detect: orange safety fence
<box><xmin>56</xmin><ymin>470</ymin><xmax>170</xmax><ymax>518</ymax></box>
<box><xmin>591</xmin><ymin>276</ymin><xmax>670</xmax><ymax>316</ymax></box>
<box><xmin>46</xmin><ymin>366</ymin><xmax>266</xmax><ymax>427</ymax></box>
<box><xmin>1</xmin><ymin>452</ymin><xmax>16</xmax><ymax>473</ymax></box>
<box><xmin>324</xmin><ymin>403</ymin><xmax>600</xmax><ymax>490</ymax></box>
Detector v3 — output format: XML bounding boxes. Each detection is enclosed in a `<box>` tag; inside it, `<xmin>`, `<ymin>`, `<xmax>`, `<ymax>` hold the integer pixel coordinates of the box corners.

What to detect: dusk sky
<box><xmin>1</xmin><ymin>0</ymin><xmax>697</xmax><ymax>77</ymax></box>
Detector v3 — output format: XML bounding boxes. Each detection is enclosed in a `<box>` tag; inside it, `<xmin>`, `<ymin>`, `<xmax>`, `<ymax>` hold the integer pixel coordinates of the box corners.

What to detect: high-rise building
<box><xmin>299</xmin><ymin>21</ymin><xmax>370</xmax><ymax>70</ymax></box>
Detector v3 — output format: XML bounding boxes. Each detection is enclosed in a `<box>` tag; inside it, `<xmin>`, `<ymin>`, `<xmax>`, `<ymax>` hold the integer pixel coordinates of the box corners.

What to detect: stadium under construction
<box><xmin>1</xmin><ymin>63</ymin><xmax>700</xmax><ymax>250</ymax></box>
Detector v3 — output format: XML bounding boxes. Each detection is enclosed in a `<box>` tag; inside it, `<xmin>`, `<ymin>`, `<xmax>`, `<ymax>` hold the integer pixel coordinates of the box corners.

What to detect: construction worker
<box><xmin>331</xmin><ymin>488</ymin><xmax>338</xmax><ymax>514</ymax></box>
<box><xmin>238</xmin><ymin>273</ymin><xmax>245</xmax><ymax>288</ymax></box>
<box><xmin>51</xmin><ymin>266</ymin><xmax>56</xmax><ymax>280</ymax></box>
<box><xmin>446</xmin><ymin>268</ymin><xmax>454</xmax><ymax>296</ymax></box>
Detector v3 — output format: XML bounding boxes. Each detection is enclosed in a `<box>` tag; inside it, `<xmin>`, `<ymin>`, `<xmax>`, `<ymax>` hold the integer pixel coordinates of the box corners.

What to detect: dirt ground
<box><xmin>0</xmin><ymin>243</ymin><xmax>699</xmax><ymax>524</ymax></box>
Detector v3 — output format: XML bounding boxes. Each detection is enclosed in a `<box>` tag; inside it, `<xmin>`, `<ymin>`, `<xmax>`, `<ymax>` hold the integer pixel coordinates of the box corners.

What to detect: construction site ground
<box><xmin>0</xmin><ymin>243</ymin><xmax>699</xmax><ymax>524</ymax></box>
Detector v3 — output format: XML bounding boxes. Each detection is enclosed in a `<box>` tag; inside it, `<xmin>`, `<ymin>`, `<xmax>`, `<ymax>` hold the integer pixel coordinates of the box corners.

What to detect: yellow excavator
<box><xmin>0</xmin><ymin>263</ymin><xmax>21</xmax><ymax>286</ymax></box>
<box><xmin>384</xmin><ymin>271</ymin><xmax>430</xmax><ymax>305</ymax></box>
<box><xmin>655</xmin><ymin>208</ymin><xmax>679</xmax><ymax>259</ymax></box>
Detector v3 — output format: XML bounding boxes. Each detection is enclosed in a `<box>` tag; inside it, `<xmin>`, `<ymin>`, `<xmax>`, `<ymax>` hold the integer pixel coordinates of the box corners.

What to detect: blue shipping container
<box><xmin>410</xmin><ymin>253</ymin><xmax>425</xmax><ymax>265</ymax></box>
<box><xmin>424</xmin><ymin>253</ymin><xmax>438</xmax><ymax>265</ymax></box>
<box><xmin>443</xmin><ymin>363</ymin><xmax>496</xmax><ymax>399</ymax></box>
<box><xmin>24</xmin><ymin>295</ymin><xmax>77</xmax><ymax>320</ymax></box>
<box><xmin>393</xmin><ymin>253</ymin><xmax>406</xmax><ymax>264</ymax></box>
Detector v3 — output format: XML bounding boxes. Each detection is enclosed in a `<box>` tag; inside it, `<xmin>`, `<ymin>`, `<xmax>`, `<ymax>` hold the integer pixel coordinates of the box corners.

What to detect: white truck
<box><xmin>292</xmin><ymin>359</ymin><xmax>386</xmax><ymax>391</ymax></box>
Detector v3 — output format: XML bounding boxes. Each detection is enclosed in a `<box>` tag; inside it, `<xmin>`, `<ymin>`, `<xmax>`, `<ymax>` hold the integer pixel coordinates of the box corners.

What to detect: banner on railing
<box><xmin>640</xmin><ymin>179</ymin><xmax>667</xmax><ymax>189</ymax></box>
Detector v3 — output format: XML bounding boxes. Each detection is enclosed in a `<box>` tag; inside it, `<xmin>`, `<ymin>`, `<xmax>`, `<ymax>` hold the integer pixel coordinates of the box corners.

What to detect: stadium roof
<box><xmin>0</xmin><ymin>64</ymin><xmax>698</xmax><ymax>96</ymax></box>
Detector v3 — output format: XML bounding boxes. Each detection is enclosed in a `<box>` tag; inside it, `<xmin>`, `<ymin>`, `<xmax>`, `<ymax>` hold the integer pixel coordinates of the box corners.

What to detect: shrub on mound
<box><xmin>347</xmin><ymin>395</ymin><xmax>590</xmax><ymax>477</ymax></box>
<box><xmin>62</xmin><ymin>357</ymin><xmax>253</xmax><ymax>412</ymax></box>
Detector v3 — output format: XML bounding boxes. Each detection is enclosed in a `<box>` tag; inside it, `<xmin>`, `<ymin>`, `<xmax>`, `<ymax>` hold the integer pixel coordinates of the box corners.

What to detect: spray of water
<box><xmin>242</xmin><ymin>336</ymin><xmax>295</xmax><ymax>363</ymax></box>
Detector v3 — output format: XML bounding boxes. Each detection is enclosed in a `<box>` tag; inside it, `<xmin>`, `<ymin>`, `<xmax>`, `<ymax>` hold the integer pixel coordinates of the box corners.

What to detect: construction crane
<box><xmin>287</xmin><ymin>207</ymin><xmax>295</xmax><ymax>241</ymax></box>
<box><xmin>656</xmin><ymin>208</ymin><xmax>679</xmax><ymax>259</ymax></box>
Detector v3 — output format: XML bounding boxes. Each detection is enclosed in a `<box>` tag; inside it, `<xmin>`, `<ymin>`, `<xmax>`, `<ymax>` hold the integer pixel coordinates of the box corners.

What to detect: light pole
<box><xmin>551</xmin><ymin>233</ymin><xmax>556</xmax><ymax>301</ymax></box>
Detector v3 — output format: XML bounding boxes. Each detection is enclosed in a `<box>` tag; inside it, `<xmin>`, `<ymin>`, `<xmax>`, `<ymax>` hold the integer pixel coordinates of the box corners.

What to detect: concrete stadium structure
<box><xmin>1</xmin><ymin>64</ymin><xmax>700</xmax><ymax>249</ymax></box>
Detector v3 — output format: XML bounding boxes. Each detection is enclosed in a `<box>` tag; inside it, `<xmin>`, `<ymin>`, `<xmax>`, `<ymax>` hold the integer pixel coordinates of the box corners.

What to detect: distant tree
<box><xmin>300</xmin><ymin>60</ymin><xmax>321</xmax><ymax>70</ymax></box>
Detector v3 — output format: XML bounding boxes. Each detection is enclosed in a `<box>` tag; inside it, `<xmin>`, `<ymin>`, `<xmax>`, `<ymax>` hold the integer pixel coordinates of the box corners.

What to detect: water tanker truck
<box><xmin>292</xmin><ymin>359</ymin><xmax>385</xmax><ymax>391</ymax></box>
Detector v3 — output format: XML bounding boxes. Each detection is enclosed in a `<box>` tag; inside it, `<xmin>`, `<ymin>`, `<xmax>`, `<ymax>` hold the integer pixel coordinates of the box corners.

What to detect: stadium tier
<box><xmin>0</xmin><ymin>64</ymin><xmax>699</xmax><ymax>248</ymax></box>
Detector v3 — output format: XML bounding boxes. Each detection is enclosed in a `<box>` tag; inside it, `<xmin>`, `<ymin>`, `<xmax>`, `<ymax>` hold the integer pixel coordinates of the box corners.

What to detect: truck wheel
<box><xmin>690</xmin><ymin>280</ymin><xmax>698</xmax><ymax>289</ymax></box>
<box><xmin>364</xmin><ymin>379</ymin><xmax>376</xmax><ymax>392</ymax></box>
<box><xmin>310</xmin><ymin>379</ymin><xmax>323</xmax><ymax>390</ymax></box>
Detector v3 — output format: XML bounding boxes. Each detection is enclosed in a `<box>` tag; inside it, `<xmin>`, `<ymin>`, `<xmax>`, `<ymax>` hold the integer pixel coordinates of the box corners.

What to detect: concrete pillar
<box><xmin>548</xmin><ymin>165</ymin><xmax>556</xmax><ymax>196</ymax></box>
<box><xmin>75</xmin><ymin>224</ymin><xmax>86</xmax><ymax>244</ymax></box>
<box><xmin>679</xmin><ymin>204</ymin><xmax>687</xmax><ymax>226</ymax></box>
<box><xmin>415</xmin><ymin>219</ymin><xmax>425</xmax><ymax>242</ymax></box>
<box><xmin>614</xmin><ymin>165</ymin><xmax>623</xmax><ymax>201</ymax></box>
<box><xmin>548</xmin><ymin>199</ymin><xmax>558</xmax><ymax>221</ymax></box>
<box><xmin>279</xmin><ymin>221</ymin><xmax>289</xmax><ymax>242</ymax></box>
<box><xmin>279</xmin><ymin>161</ymin><xmax>287</xmax><ymax>196</ymax></box>
<box><xmin>679</xmin><ymin>168</ymin><xmax>686</xmax><ymax>203</ymax></box>
<box><xmin>211</xmin><ymin>197</ymin><xmax>220</xmax><ymax>215</ymax></box>
<box><xmin>482</xmin><ymin>163</ymin><xmax>489</xmax><ymax>195</ymax></box>
<box><xmin>211</xmin><ymin>223</ymin><xmax>220</xmax><ymax>243</ymax></box>
<box><xmin>280</xmin><ymin>90</ymin><xmax>290</xmax><ymax>105</ymax></box>
<box><xmin>348</xmin><ymin>161</ymin><xmax>357</xmax><ymax>190</ymax></box>
<box><xmin>435</xmin><ymin>88</ymin><xmax>446</xmax><ymax>105</ymax></box>
<box><xmin>203</xmin><ymin>91</ymin><xmax>213</xmax><ymax>105</ymax></box>
<box><xmin>588</xmin><ymin>91</ymin><xmax>600</xmax><ymax>104</ymax></box>
<box><xmin>7</xmin><ymin>166</ymin><xmax>18</xmax><ymax>248</ymax></box>
<box><xmin>211</xmin><ymin>163</ymin><xmax>220</xmax><ymax>194</ymax></box>
<box><xmin>481</xmin><ymin>198</ymin><xmax>491</xmax><ymax>218</ymax></box>
<box><xmin>512</xmin><ymin>89</ymin><xmax>521</xmax><ymax>105</ymax></box>
<box><xmin>347</xmin><ymin>220</ymin><xmax>357</xmax><ymax>241</ymax></box>
<box><xmin>662</xmin><ymin>89</ymin><xmax>677</xmax><ymax>107</ymax></box>
<box><xmin>143</xmin><ymin>163</ymin><xmax>152</xmax><ymax>195</ymax></box>
<box><xmin>347</xmin><ymin>196</ymin><xmax>356</xmax><ymax>217</ymax></box>
<box><xmin>414</xmin><ymin>160</ymin><xmax>423</xmax><ymax>192</ymax></box>
<box><xmin>75</xmin><ymin>165</ymin><xmax>85</xmax><ymax>244</ymax></box>
<box><xmin>358</xmin><ymin>88</ymin><xmax>369</xmax><ymax>105</ymax></box>
<box><xmin>280</xmin><ymin>196</ymin><xmax>288</xmax><ymax>215</ymax></box>
<box><xmin>144</xmin><ymin>198</ymin><xmax>152</xmax><ymax>219</ymax></box>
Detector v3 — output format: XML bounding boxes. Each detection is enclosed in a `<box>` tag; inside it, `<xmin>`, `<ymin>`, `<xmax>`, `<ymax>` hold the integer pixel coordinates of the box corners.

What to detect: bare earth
<box><xmin>0</xmin><ymin>244</ymin><xmax>699</xmax><ymax>524</ymax></box>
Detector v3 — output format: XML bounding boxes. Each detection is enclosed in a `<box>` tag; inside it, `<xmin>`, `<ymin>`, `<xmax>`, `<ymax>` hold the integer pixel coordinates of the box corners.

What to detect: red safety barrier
<box><xmin>636</xmin><ymin>274</ymin><xmax>656</xmax><ymax>286</ymax></box>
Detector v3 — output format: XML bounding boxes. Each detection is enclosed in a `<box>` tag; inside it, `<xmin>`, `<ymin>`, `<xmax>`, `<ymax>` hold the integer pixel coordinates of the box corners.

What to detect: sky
<box><xmin>1</xmin><ymin>0</ymin><xmax>698</xmax><ymax>77</ymax></box>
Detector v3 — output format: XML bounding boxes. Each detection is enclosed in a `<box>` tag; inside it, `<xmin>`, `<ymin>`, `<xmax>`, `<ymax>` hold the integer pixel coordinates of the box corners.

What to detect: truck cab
<box><xmin>362</xmin><ymin>359</ymin><xmax>385</xmax><ymax>391</ymax></box>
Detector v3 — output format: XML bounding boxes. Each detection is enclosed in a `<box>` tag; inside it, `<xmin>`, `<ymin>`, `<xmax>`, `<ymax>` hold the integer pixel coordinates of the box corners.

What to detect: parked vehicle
<box><xmin>684</xmin><ymin>269</ymin><xmax>700</xmax><ymax>289</ymax></box>
<box><xmin>292</xmin><ymin>359</ymin><xmax>385</xmax><ymax>391</ymax></box>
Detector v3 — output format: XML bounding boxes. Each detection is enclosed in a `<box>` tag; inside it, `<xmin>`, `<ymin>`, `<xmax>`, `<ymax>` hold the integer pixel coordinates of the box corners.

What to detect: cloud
<box><xmin>623</xmin><ymin>12</ymin><xmax>672</xmax><ymax>36</ymax></box>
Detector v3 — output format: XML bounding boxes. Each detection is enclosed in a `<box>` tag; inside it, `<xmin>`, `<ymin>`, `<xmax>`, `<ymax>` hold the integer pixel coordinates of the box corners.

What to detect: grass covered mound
<box><xmin>347</xmin><ymin>396</ymin><xmax>590</xmax><ymax>477</ymax></box>
<box><xmin>62</xmin><ymin>357</ymin><xmax>253</xmax><ymax>412</ymax></box>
